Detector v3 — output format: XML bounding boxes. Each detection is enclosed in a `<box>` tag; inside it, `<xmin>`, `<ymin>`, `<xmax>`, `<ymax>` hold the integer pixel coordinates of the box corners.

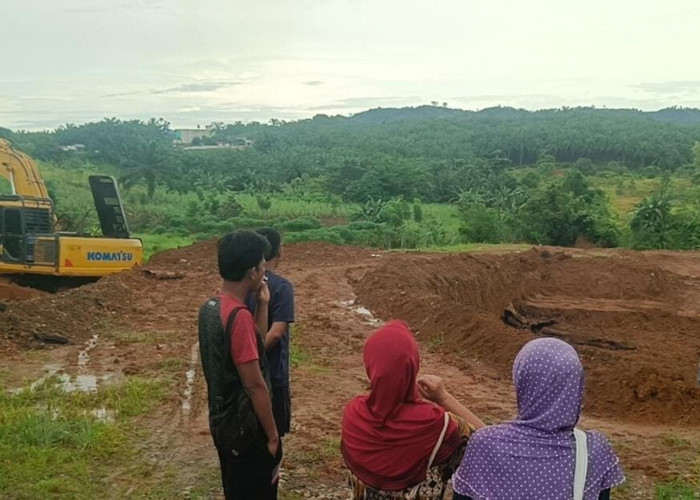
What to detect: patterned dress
<box><xmin>347</xmin><ymin>413</ymin><xmax>476</xmax><ymax>500</ymax></box>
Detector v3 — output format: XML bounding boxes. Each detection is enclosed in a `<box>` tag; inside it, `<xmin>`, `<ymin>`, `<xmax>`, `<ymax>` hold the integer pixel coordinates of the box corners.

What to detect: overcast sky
<box><xmin>2</xmin><ymin>0</ymin><xmax>699</xmax><ymax>130</ymax></box>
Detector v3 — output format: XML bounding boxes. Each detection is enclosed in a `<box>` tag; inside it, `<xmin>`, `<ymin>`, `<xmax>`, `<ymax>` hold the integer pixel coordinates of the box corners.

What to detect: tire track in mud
<box><xmin>181</xmin><ymin>341</ymin><xmax>200</xmax><ymax>417</ymax></box>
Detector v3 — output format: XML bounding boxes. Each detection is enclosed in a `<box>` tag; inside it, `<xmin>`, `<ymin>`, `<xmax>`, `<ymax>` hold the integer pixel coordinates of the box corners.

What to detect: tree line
<box><xmin>1</xmin><ymin>106</ymin><xmax>699</xmax><ymax>250</ymax></box>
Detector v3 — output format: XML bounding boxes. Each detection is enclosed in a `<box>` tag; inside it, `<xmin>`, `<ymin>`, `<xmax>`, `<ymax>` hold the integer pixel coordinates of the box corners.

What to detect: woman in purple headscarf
<box><xmin>449</xmin><ymin>338</ymin><xmax>624</xmax><ymax>500</ymax></box>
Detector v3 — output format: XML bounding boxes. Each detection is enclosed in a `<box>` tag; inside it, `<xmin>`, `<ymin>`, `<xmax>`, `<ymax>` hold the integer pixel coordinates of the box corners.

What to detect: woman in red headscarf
<box><xmin>341</xmin><ymin>320</ymin><xmax>485</xmax><ymax>500</ymax></box>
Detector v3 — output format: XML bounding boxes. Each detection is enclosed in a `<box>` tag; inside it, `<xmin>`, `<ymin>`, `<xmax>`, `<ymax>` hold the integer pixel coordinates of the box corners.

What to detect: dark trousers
<box><xmin>272</xmin><ymin>385</ymin><xmax>291</xmax><ymax>437</ymax></box>
<box><xmin>217</xmin><ymin>437</ymin><xmax>282</xmax><ymax>500</ymax></box>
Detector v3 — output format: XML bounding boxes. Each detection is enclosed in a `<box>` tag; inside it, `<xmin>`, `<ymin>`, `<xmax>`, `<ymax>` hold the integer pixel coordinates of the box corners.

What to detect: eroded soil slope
<box><xmin>355</xmin><ymin>248</ymin><xmax>700</xmax><ymax>426</ymax></box>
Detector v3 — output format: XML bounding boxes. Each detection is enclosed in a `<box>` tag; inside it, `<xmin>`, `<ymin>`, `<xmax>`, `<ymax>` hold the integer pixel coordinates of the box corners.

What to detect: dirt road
<box><xmin>1</xmin><ymin>242</ymin><xmax>699</xmax><ymax>498</ymax></box>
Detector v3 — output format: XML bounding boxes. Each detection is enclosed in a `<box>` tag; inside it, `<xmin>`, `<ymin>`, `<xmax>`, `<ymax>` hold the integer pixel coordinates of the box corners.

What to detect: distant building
<box><xmin>182</xmin><ymin>140</ymin><xmax>255</xmax><ymax>151</ymax></box>
<box><xmin>59</xmin><ymin>144</ymin><xmax>86</xmax><ymax>152</ymax></box>
<box><xmin>230</xmin><ymin>137</ymin><xmax>255</xmax><ymax>147</ymax></box>
<box><xmin>173</xmin><ymin>127</ymin><xmax>254</xmax><ymax>149</ymax></box>
<box><xmin>174</xmin><ymin>128</ymin><xmax>213</xmax><ymax>145</ymax></box>
<box><xmin>182</xmin><ymin>144</ymin><xmax>230</xmax><ymax>151</ymax></box>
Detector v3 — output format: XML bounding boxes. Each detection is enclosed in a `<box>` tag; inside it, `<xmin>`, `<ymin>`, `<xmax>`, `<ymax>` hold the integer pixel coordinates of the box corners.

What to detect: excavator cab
<box><xmin>0</xmin><ymin>206</ymin><xmax>23</xmax><ymax>260</ymax></box>
<box><xmin>0</xmin><ymin>196</ymin><xmax>56</xmax><ymax>265</ymax></box>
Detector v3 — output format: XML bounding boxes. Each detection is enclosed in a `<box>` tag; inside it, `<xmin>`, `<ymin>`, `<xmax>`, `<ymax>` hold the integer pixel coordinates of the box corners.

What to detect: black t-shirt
<box><xmin>246</xmin><ymin>270</ymin><xmax>295</xmax><ymax>388</ymax></box>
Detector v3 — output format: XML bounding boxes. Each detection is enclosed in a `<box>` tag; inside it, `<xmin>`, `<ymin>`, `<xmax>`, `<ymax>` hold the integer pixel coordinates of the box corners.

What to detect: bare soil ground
<box><xmin>1</xmin><ymin>242</ymin><xmax>699</xmax><ymax>499</ymax></box>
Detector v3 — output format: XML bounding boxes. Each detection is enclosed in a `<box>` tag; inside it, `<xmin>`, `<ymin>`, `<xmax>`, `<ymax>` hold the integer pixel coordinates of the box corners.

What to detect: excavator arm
<box><xmin>0</xmin><ymin>138</ymin><xmax>51</xmax><ymax>199</ymax></box>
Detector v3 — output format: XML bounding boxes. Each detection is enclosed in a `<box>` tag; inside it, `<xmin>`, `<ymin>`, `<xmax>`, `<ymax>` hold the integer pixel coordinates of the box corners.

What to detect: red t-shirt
<box><xmin>219</xmin><ymin>293</ymin><xmax>259</xmax><ymax>366</ymax></box>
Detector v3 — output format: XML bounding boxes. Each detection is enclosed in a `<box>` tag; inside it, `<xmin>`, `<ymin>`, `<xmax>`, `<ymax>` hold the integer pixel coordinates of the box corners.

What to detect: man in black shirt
<box><xmin>246</xmin><ymin>228</ymin><xmax>295</xmax><ymax>438</ymax></box>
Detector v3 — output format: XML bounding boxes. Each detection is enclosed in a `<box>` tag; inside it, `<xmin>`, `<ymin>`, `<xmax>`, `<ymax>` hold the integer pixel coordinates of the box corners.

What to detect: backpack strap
<box><xmin>573</xmin><ymin>428</ymin><xmax>589</xmax><ymax>500</ymax></box>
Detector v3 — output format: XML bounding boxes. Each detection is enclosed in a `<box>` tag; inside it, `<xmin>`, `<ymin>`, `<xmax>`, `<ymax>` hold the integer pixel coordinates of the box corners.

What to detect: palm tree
<box><xmin>631</xmin><ymin>185</ymin><xmax>673</xmax><ymax>248</ymax></box>
<box><xmin>118</xmin><ymin>140</ymin><xmax>172</xmax><ymax>199</ymax></box>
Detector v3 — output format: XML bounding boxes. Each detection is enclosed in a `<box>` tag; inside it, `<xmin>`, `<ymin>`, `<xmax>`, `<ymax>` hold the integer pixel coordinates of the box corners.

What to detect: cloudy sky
<box><xmin>2</xmin><ymin>0</ymin><xmax>699</xmax><ymax>130</ymax></box>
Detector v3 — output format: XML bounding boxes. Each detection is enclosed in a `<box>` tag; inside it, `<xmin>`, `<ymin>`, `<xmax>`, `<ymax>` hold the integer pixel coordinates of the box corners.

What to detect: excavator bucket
<box><xmin>88</xmin><ymin>175</ymin><xmax>131</xmax><ymax>238</ymax></box>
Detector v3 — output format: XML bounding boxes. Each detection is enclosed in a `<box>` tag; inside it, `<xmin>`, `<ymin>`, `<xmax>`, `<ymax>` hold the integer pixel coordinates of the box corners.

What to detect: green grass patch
<box><xmin>322</xmin><ymin>436</ymin><xmax>342</xmax><ymax>460</ymax></box>
<box><xmin>156</xmin><ymin>357</ymin><xmax>188</xmax><ymax>373</ymax></box>
<box><xmin>661</xmin><ymin>432</ymin><xmax>692</xmax><ymax>450</ymax></box>
<box><xmin>236</xmin><ymin>193</ymin><xmax>354</xmax><ymax>219</ymax></box>
<box><xmin>290</xmin><ymin>323</ymin><xmax>311</xmax><ymax>369</ymax></box>
<box><xmin>0</xmin><ymin>375</ymin><xmax>165</xmax><ymax>499</ymax></box>
<box><xmin>289</xmin><ymin>323</ymin><xmax>330</xmax><ymax>374</ymax></box>
<box><xmin>423</xmin><ymin>203</ymin><xmax>461</xmax><ymax>233</ymax></box>
<box><xmin>134</xmin><ymin>233</ymin><xmax>197</xmax><ymax>261</ymax></box>
<box><xmin>284</xmin><ymin>435</ymin><xmax>341</xmax><ymax>485</ymax></box>
<box><xmin>427</xmin><ymin>331</ymin><xmax>446</xmax><ymax>352</ymax></box>
<box><xmin>654</xmin><ymin>480</ymin><xmax>698</xmax><ymax>500</ymax></box>
<box><xmin>99</xmin><ymin>377</ymin><xmax>165</xmax><ymax>417</ymax></box>
<box><xmin>396</xmin><ymin>243</ymin><xmax>533</xmax><ymax>254</ymax></box>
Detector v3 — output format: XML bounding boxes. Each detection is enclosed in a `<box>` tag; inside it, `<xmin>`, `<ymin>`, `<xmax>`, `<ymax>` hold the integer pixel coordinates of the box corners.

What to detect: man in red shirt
<box><xmin>199</xmin><ymin>231</ymin><xmax>281</xmax><ymax>499</ymax></box>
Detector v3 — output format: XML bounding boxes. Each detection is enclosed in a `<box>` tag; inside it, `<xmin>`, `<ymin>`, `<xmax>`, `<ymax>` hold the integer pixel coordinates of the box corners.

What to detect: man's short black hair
<box><xmin>256</xmin><ymin>227</ymin><xmax>282</xmax><ymax>261</ymax></box>
<box><xmin>218</xmin><ymin>231</ymin><xmax>271</xmax><ymax>282</ymax></box>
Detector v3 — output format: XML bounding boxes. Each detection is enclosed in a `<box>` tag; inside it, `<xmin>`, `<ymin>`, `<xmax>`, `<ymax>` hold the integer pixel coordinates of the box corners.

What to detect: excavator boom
<box><xmin>0</xmin><ymin>138</ymin><xmax>51</xmax><ymax>199</ymax></box>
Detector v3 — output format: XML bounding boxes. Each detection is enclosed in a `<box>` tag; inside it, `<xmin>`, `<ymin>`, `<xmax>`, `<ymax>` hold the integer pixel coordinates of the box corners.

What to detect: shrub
<box><xmin>257</xmin><ymin>196</ymin><xmax>272</xmax><ymax>211</ymax></box>
<box><xmin>285</xmin><ymin>228</ymin><xmax>344</xmax><ymax>245</ymax></box>
<box><xmin>217</xmin><ymin>193</ymin><xmax>244</xmax><ymax>218</ymax></box>
<box><xmin>276</xmin><ymin>217</ymin><xmax>322</xmax><ymax>232</ymax></box>
<box><xmin>412</xmin><ymin>202</ymin><xmax>423</xmax><ymax>222</ymax></box>
<box><xmin>459</xmin><ymin>203</ymin><xmax>511</xmax><ymax>244</ymax></box>
<box><xmin>517</xmin><ymin>182</ymin><xmax>619</xmax><ymax>247</ymax></box>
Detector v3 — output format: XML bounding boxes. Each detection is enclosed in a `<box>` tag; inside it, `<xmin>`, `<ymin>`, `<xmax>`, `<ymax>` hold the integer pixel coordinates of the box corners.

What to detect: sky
<box><xmin>2</xmin><ymin>0</ymin><xmax>700</xmax><ymax>130</ymax></box>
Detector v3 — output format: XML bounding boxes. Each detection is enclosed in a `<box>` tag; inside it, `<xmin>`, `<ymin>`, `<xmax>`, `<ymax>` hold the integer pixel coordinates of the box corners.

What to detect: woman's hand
<box><xmin>417</xmin><ymin>374</ymin><xmax>448</xmax><ymax>405</ymax></box>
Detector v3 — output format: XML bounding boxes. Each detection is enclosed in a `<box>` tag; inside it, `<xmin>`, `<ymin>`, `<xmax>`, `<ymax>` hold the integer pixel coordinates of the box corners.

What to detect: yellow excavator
<box><xmin>0</xmin><ymin>139</ymin><xmax>142</xmax><ymax>285</ymax></box>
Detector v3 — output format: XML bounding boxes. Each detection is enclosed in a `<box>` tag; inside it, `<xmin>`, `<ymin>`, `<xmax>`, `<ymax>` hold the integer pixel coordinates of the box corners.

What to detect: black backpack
<box><xmin>198</xmin><ymin>300</ymin><xmax>271</xmax><ymax>456</ymax></box>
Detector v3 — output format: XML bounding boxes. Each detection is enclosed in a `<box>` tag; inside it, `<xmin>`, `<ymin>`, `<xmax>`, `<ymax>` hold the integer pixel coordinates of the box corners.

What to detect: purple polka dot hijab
<box><xmin>453</xmin><ymin>338</ymin><xmax>624</xmax><ymax>500</ymax></box>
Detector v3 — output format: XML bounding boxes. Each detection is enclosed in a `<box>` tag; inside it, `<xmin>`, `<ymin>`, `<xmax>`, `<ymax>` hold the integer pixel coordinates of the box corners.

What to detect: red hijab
<box><xmin>341</xmin><ymin>320</ymin><xmax>460</xmax><ymax>490</ymax></box>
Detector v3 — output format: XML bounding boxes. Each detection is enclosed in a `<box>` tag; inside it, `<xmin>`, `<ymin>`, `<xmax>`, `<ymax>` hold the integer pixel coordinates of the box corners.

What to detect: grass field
<box><xmin>0</xmin><ymin>374</ymin><xmax>169</xmax><ymax>498</ymax></box>
<box><xmin>135</xmin><ymin>233</ymin><xmax>198</xmax><ymax>261</ymax></box>
<box><xmin>5</xmin><ymin>160</ymin><xmax>697</xmax><ymax>260</ymax></box>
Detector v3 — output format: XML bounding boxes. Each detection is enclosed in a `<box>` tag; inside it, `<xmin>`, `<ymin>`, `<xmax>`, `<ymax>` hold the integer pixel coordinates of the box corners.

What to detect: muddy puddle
<box><xmin>339</xmin><ymin>298</ymin><xmax>382</xmax><ymax>327</ymax></box>
<box><xmin>181</xmin><ymin>341</ymin><xmax>199</xmax><ymax>415</ymax></box>
<box><xmin>7</xmin><ymin>333</ymin><xmax>121</xmax><ymax>422</ymax></box>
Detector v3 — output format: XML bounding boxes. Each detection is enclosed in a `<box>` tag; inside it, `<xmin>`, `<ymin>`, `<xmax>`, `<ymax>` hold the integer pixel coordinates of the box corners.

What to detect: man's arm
<box><xmin>238</xmin><ymin>361</ymin><xmax>279</xmax><ymax>454</ymax></box>
<box><xmin>264</xmin><ymin>280</ymin><xmax>293</xmax><ymax>352</ymax></box>
<box><xmin>264</xmin><ymin>322</ymin><xmax>287</xmax><ymax>350</ymax></box>
<box><xmin>254</xmin><ymin>281</ymin><xmax>270</xmax><ymax>338</ymax></box>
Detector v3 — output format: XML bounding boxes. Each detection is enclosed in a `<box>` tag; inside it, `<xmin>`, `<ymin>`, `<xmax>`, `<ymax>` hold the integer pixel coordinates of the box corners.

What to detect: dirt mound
<box><xmin>0</xmin><ymin>270</ymin><xmax>141</xmax><ymax>346</ymax></box>
<box><xmin>354</xmin><ymin>248</ymin><xmax>700</xmax><ymax>426</ymax></box>
<box><xmin>0</xmin><ymin>280</ymin><xmax>45</xmax><ymax>302</ymax></box>
<box><xmin>0</xmin><ymin>239</ymin><xmax>217</xmax><ymax>347</ymax></box>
